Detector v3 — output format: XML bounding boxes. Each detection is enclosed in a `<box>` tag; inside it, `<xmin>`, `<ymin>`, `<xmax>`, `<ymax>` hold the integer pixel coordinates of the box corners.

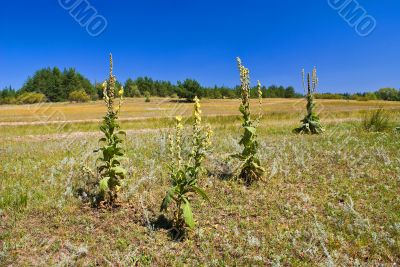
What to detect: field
<box><xmin>1</xmin><ymin>98</ymin><xmax>400</xmax><ymax>266</ymax></box>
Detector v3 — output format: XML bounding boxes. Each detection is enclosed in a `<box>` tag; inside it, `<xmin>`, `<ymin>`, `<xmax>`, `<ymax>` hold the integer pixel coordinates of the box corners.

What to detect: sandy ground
<box><xmin>1</xmin><ymin>98</ymin><xmax>399</xmax><ymax>124</ymax></box>
<box><xmin>3</xmin><ymin>117</ymin><xmax>361</xmax><ymax>142</ymax></box>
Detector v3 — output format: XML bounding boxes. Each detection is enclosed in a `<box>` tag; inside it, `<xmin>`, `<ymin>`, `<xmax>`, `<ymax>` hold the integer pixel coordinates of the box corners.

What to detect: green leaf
<box><xmin>99</xmin><ymin>177</ymin><xmax>110</xmax><ymax>192</ymax></box>
<box><xmin>245</xmin><ymin>126</ymin><xmax>256</xmax><ymax>134</ymax></box>
<box><xmin>182</xmin><ymin>200</ymin><xmax>195</xmax><ymax>229</ymax></box>
<box><xmin>192</xmin><ymin>185</ymin><xmax>209</xmax><ymax>202</ymax></box>
<box><xmin>111</xmin><ymin>166</ymin><xmax>127</xmax><ymax>175</ymax></box>
<box><xmin>160</xmin><ymin>187</ymin><xmax>176</xmax><ymax>211</ymax></box>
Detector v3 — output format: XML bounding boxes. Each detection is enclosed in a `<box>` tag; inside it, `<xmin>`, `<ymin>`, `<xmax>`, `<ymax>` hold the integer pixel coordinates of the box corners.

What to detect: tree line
<box><xmin>314</xmin><ymin>88</ymin><xmax>400</xmax><ymax>101</ymax></box>
<box><xmin>1</xmin><ymin>67</ymin><xmax>400</xmax><ymax>104</ymax></box>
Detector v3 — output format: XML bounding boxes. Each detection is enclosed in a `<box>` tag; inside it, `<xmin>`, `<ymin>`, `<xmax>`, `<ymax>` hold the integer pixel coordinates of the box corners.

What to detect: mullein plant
<box><xmin>161</xmin><ymin>97</ymin><xmax>212</xmax><ymax>233</ymax></box>
<box><xmin>94</xmin><ymin>54</ymin><xmax>127</xmax><ymax>206</ymax></box>
<box><xmin>232</xmin><ymin>57</ymin><xmax>265</xmax><ymax>185</ymax></box>
<box><xmin>293</xmin><ymin>67</ymin><xmax>325</xmax><ymax>134</ymax></box>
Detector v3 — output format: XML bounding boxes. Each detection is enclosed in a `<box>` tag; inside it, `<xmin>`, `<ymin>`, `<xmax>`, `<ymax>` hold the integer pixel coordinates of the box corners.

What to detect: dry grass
<box><xmin>1</xmin><ymin>98</ymin><xmax>400</xmax><ymax>124</ymax></box>
<box><xmin>1</xmin><ymin>99</ymin><xmax>400</xmax><ymax>266</ymax></box>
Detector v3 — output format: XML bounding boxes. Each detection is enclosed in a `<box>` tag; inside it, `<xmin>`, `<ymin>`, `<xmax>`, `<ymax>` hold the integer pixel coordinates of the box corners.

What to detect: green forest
<box><xmin>1</xmin><ymin>67</ymin><xmax>400</xmax><ymax>104</ymax></box>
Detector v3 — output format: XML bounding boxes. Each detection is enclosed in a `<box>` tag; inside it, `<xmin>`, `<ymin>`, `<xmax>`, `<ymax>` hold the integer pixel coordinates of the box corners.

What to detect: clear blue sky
<box><xmin>1</xmin><ymin>0</ymin><xmax>399</xmax><ymax>93</ymax></box>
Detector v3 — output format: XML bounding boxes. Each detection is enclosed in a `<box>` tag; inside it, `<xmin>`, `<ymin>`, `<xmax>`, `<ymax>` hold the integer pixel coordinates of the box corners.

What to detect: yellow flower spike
<box><xmin>119</xmin><ymin>86</ymin><xmax>124</xmax><ymax>96</ymax></box>
<box><xmin>175</xmin><ymin>116</ymin><xmax>182</xmax><ymax>123</ymax></box>
<box><xmin>193</xmin><ymin>96</ymin><xmax>202</xmax><ymax>123</ymax></box>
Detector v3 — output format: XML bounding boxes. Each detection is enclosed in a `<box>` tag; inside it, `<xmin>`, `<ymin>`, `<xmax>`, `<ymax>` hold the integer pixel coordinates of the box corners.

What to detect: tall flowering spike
<box><xmin>190</xmin><ymin>96</ymin><xmax>212</xmax><ymax>178</ymax></box>
<box><xmin>193</xmin><ymin>96</ymin><xmax>202</xmax><ymax>125</ymax></box>
<box><xmin>257</xmin><ymin>80</ymin><xmax>262</xmax><ymax>103</ymax></box>
<box><xmin>191</xmin><ymin>96</ymin><xmax>202</xmax><ymax>157</ymax></box>
<box><xmin>109</xmin><ymin>53</ymin><xmax>113</xmax><ymax>78</ymax></box>
<box><xmin>102</xmin><ymin>81</ymin><xmax>109</xmax><ymax>107</ymax></box>
<box><xmin>107</xmin><ymin>53</ymin><xmax>115</xmax><ymax>114</ymax></box>
<box><xmin>237</xmin><ymin>57</ymin><xmax>250</xmax><ymax>108</ymax></box>
<box><xmin>175</xmin><ymin>116</ymin><xmax>183</xmax><ymax>168</ymax></box>
<box><xmin>311</xmin><ymin>72</ymin><xmax>315</xmax><ymax>92</ymax></box>
<box><xmin>314</xmin><ymin>67</ymin><xmax>318</xmax><ymax>92</ymax></box>
<box><xmin>257</xmin><ymin>80</ymin><xmax>263</xmax><ymax>119</ymax></box>
<box><xmin>311</xmin><ymin>67</ymin><xmax>318</xmax><ymax>93</ymax></box>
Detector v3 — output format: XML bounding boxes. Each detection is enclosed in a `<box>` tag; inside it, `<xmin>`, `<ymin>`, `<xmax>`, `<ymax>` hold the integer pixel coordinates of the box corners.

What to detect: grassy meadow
<box><xmin>1</xmin><ymin>98</ymin><xmax>400</xmax><ymax>265</ymax></box>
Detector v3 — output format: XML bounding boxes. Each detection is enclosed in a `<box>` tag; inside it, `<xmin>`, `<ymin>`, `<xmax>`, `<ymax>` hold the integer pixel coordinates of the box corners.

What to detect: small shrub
<box><xmin>362</xmin><ymin>108</ymin><xmax>390</xmax><ymax>132</ymax></box>
<box><xmin>131</xmin><ymin>87</ymin><xmax>141</xmax><ymax>97</ymax></box>
<box><xmin>69</xmin><ymin>90</ymin><xmax>90</xmax><ymax>103</ymax></box>
<box><xmin>293</xmin><ymin>67</ymin><xmax>324</xmax><ymax>134</ymax></box>
<box><xmin>0</xmin><ymin>97</ymin><xmax>16</xmax><ymax>105</ymax></box>
<box><xmin>90</xmin><ymin>93</ymin><xmax>99</xmax><ymax>101</ymax></box>
<box><xmin>16</xmin><ymin>92</ymin><xmax>46</xmax><ymax>104</ymax></box>
<box><xmin>353</xmin><ymin>92</ymin><xmax>377</xmax><ymax>101</ymax></box>
<box><xmin>160</xmin><ymin>97</ymin><xmax>212</xmax><ymax>234</ymax></box>
<box><xmin>144</xmin><ymin>91</ymin><xmax>151</xmax><ymax>102</ymax></box>
<box><xmin>231</xmin><ymin>57</ymin><xmax>265</xmax><ymax>185</ymax></box>
<box><xmin>93</xmin><ymin>54</ymin><xmax>127</xmax><ymax>207</ymax></box>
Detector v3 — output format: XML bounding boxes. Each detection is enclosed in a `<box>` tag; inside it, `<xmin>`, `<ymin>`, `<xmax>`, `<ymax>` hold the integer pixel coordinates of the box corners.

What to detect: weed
<box><xmin>144</xmin><ymin>91</ymin><xmax>151</xmax><ymax>102</ymax></box>
<box><xmin>160</xmin><ymin>97</ymin><xmax>212</xmax><ymax>233</ymax></box>
<box><xmin>231</xmin><ymin>57</ymin><xmax>265</xmax><ymax>184</ymax></box>
<box><xmin>362</xmin><ymin>108</ymin><xmax>390</xmax><ymax>132</ymax></box>
<box><xmin>294</xmin><ymin>67</ymin><xmax>324</xmax><ymax>134</ymax></box>
<box><xmin>0</xmin><ymin>190</ymin><xmax>28</xmax><ymax>212</ymax></box>
<box><xmin>93</xmin><ymin>54</ymin><xmax>127</xmax><ymax>206</ymax></box>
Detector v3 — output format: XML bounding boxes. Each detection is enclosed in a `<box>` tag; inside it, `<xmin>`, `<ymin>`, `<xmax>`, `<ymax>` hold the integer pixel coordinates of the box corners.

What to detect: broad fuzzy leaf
<box><xmin>99</xmin><ymin>177</ymin><xmax>110</xmax><ymax>192</ymax></box>
<box><xmin>182</xmin><ymin>200</ymin><xmax>195</xmax><ymax>229</ymax></box>
<box><xmin>161</xmin><ymin>187</ymin><xmax>176</xmax><ymax>211</ymax></box>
